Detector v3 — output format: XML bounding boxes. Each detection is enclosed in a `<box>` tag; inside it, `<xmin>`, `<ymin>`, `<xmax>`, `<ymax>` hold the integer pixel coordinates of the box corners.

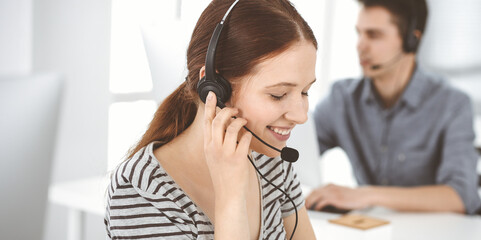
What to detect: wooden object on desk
<box><xmin>329</xmin><ymin>214</ymin><xmax>390</xmax><ymax>230</ymax></box>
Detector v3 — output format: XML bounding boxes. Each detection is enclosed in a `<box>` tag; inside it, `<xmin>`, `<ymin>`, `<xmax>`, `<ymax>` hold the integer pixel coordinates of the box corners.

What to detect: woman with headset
<box><xmin>105</xmin><ymin>0</ymin><xmax>317</xmax><ymax>239</ymax></box>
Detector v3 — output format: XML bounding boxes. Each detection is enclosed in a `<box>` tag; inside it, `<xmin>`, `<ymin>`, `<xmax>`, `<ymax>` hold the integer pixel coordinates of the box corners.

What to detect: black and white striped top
<box><xmin>105</xmin><ymin>142</ymin><xmax>304</xmax><ymax>239</ymax></box>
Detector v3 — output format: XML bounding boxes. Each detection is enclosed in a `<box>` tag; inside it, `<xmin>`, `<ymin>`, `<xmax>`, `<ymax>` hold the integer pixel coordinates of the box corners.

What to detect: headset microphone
<box><xmin>217</xmin><ymin>101</ymin><xmax>299</xmax><ymax>163</ymax></box>
<box><xmin>370</xmin><ymin>51</ymin><xmax>404</xmax><ymax>70</ymax></box>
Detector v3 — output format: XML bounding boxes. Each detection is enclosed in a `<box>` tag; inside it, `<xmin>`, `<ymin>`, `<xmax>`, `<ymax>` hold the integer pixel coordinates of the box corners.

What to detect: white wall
<box><xmin>0</xmin><ymin>0</ymin><xmax>32</xmax><ymax>74</ymax></box>
<box><xmin>1</xmin><ymin>0</ymin><xmax>478</xmax><ymax>239</ymax></box>
<box><xmin>32</xmin><ymin>0</ymin><xmax>111</xmax><ymax>239</ymax></box>
<box><xmin>419</xmin><ymin>0</ymin><xmax>481</xmax><ymax>115</ymax></box>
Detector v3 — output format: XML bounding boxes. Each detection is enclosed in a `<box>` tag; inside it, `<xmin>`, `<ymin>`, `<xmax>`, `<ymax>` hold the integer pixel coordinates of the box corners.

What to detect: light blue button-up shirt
<box><xmin>314</xmin><ymin>66</ymin><xmax>481</xmax><ymax>214</ymax></box>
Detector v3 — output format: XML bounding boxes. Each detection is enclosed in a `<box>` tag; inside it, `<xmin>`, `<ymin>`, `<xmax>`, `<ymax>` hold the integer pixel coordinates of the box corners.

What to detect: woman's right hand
<box><xmin>203</xmin><ymin>91</ymin><xmax>252</xmax><ymax>201</ymax></box>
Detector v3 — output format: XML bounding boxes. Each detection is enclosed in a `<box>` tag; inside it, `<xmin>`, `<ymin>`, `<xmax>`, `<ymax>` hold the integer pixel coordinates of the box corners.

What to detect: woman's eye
<box><xmin>270</xmin><ymin>93</ymin><xmax>286</xmax><ymax>101</ymax></box>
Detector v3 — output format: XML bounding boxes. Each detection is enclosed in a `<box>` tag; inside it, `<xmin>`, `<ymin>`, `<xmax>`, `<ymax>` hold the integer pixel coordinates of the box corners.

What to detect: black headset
<box><xmin>195</xmin><ymin>0</ymin><xmax>299</xmax><ymax>163</ymax></box>
<box><xmin>195</xmin><ymin>1</ymin><xmax>300</xmax><ymax>239</ymax></box>
<box><xmin>403</xmin><ymin>0</ymin><xmax>419</xmax><ymax>53</ymax></box>
<box><xmin>196</xmin><ymin>0</ymin><xmax>238</xmax><ymax>107</ymax></box>
<box><xmin>371</xmin><ymin>0</ymin><xmax>421</xmax><ymax>70</ymax></box>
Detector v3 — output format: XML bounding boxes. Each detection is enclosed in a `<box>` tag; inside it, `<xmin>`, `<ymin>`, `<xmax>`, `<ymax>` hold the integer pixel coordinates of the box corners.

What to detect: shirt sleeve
<box><xmin>436</xmin><ymin>94</ymin><xmax>481</xmax><ymax>214</ymax></box>
<box><xmin>280</xmin><ymin>162</ymin><xmax>305</xmax><ymax>218</ymax></box>
<box><xmin>104</xmin><ymin>211</ymin><xmax>112</xmax><ymax>239</ymax></box>
<box><xmin>105</xmin><ymin>187</ymin><xmax>196</xmax><ymax>240</ymax></box>
<box><xmin>313</xmin><ymin>85</ymin><xmax>342</xmax><ymax>154</ymax></box>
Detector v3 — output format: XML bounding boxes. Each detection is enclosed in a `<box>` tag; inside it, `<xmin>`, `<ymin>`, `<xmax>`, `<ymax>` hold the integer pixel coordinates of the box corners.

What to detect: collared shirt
<box><xmin>313</xmin><ymin>66</ymin><xmax>481</xmax><ymax>214</ymax></box>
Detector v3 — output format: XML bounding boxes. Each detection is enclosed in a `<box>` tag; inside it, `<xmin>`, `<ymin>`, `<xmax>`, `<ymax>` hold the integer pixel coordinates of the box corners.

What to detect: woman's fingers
<box><xmin>204</xmin><ymin>91</ymin><xmax>249</xmax><ymax>156</ymax></box>
<box><xmin>211</xmin><ymin>107</ymin><xmax>238</xmax><ymax>146</ymax></box>
<box><xmin>204</xmin><ymin>91</ymin><xmax>216</xmax><ymax>145</ymax></box>
<box><xmin>236</xmin><ymin>131</ymin><xmax>252</xmax><ymax>157</ymax></box>
<box><xmin>223</xmin><ymin>118</ymin><xmax>248</xmax><ymax>153</ymax></box>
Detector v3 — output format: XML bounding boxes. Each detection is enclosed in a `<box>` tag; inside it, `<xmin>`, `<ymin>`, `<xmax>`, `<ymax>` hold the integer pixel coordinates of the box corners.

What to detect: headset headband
<box><xmin>204</xmin><ymin>0</ymin><xmax>240</xmax><ymax>81</ymax></box>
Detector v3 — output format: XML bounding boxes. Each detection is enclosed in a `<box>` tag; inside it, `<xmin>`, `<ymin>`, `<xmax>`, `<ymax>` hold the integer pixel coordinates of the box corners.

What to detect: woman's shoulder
<box><xmin>105</xmin><ymin>142</ymin><xmax>214</xmax><ymax>238</ymax></box>
<box><xmin>108</xmin><ymin>142</ymin><xmax>180</xmax><ymax>199</ymax></box>
<box><xmin>252</xmin><ymin>152</ymin><xmax>288</xmax><ymax>180</ymax></box>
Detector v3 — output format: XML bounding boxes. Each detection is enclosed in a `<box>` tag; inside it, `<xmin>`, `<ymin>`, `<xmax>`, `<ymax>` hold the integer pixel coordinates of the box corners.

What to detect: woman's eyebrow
<box><xmin>265</xmin><ymin>79</ymin><xmax>316</xmax><ymax>88</ymax></box>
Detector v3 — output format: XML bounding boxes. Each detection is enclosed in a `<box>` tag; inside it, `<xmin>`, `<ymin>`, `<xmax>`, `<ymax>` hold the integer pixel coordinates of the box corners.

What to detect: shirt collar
<box><xmin>359</xmin><ymin>65</ymin><xmax>428</xmax><ymax>110</ymax></box>
<box><xmin>360</xmin><ymin>77</ymin><xmax>375</xmax><ymax>104</ymax></box>
<box><xmin>399</xmin><ymin>65</ymin><xmax>427</xmax><ymax>109</ymax></box>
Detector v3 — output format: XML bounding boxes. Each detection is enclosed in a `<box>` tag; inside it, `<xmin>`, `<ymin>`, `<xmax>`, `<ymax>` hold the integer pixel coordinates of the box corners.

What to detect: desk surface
<box><xmin>308</xmin><ymin>207</ymin><xmax>481</xmax><ymax>240</ymax></box>
<box><xmin>50</xmin><ymin>176</ymin><xmax>481</xmax><ymax>239</ymax></box>
<box><xmin>49</xmin><ymin>175</ymin><xmax>109</xmax><ymax>216</ymax></box>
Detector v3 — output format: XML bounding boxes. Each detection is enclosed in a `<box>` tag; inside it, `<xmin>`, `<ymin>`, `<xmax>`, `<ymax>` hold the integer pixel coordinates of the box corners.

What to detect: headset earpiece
<box><xmin>403</xmin><ymin>0</ymin><xmax>419</xmax><ymax>53</ymax></box>
<box><xmin>197</xmin><ymin>75</ymin><xmax>232</xmax><ymax>105</ymax></box>
<box><xmin>403</xmin><ymin>29</ymin><xmax>419</xmax><ymax>53</ymax></box>
<box><xmin>196</xmin><ymin>0</ymin><xmax>236</xmax><ymax>108</ymax></box>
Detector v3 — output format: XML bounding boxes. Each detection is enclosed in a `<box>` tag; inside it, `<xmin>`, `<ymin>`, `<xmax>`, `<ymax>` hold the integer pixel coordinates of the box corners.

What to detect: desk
<box><xmin>48</xmin><ymin>176</ymin><xmax>109</xmax><ymax>240</ymax></box>
<box><xmin>308</xmin><ymin>207</ymin><xmax>481</xmax><ymax>240</ymax></box>
<box><xmin>50</xmin><ymin>176</ymin><xmax>481</xmax><ymax>240</ymax></box>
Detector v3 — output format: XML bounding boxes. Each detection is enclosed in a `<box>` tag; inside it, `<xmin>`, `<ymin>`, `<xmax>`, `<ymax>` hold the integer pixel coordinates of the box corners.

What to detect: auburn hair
<box><xmin>128</xmin><ymin>0</ymin><xmax>317</xmax><ymax>158</ymax></box>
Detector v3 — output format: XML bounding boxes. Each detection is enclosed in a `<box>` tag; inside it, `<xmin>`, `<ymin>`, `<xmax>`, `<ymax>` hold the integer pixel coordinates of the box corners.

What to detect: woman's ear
<box><xmin>199</xmin><ymin>66</ymin><xmax>206</xmax><ymax>80</ymax></box>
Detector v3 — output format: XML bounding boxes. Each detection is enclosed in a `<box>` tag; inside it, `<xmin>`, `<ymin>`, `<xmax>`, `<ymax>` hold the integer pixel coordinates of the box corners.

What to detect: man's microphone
<box><xmin>370</xmin><ymin>52</ymin><xmax>404</xmax><ymax>70</ymax></box>
<box><xmin>217</xmin><ymin>100</ymin><xmax>299</xmax><ymax>163</ymax></box>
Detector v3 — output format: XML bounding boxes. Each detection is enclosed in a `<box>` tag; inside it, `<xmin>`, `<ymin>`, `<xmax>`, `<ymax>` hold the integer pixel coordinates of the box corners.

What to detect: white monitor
<box><xmin>0</xmin><ymin>74</ymin><xmax>63</xmax><ymax>239</ymax></box>
<box><xmin>287</xmin><ymin>112</ymin><xmax>322</xmax><ymax>188</ymax></box>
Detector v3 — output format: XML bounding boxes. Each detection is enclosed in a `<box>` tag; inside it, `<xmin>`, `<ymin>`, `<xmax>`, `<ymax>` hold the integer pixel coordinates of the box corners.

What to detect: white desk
<box><xmin>308</xmin><ymin>207</ymin><xmax>481</xmax><ymax>240</ymax></box>
<box><xmin>50</xmin><ymin>176</ymin><xmax>481</xmax><ymax>240</ymax></box>
<box><xmin>48</xmin><ymin>176</ymin><xmax>109</xmax><ymax>240</ymax></box>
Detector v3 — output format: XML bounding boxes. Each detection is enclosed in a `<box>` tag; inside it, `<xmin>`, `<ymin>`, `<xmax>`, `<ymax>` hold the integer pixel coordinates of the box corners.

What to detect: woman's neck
<box><xmin>157</xmin><ymin>108</ymin><xmax>207</xmax><ymax>166</ymax></box>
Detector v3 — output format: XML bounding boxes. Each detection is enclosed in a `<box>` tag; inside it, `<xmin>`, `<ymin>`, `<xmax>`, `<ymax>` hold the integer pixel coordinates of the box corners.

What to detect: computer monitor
<box><xmin>0</xmin><ymin>74</ymin><xmax>63</xmax><ymax>239</ymax></box>
<box><xmin>287</xmin><ymin>112</ymin><xmax>322</xmax><ymax>188</ymax></box>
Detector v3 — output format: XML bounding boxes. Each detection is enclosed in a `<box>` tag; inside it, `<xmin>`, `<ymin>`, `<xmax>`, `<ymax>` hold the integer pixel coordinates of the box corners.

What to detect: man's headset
<box><xmin>371</xmin><ymin>0</ymin><xmax>420</xmax><ymax>70</ymax></box>
<box><xmin>403</xmin><ymin>0</ymin><xmax>420</xmax><ymax>53</ymax></box>
<box><xmin>196</xmin><ymin>1</ymin><xmax>299</xmax><ymax>239</ymax></box>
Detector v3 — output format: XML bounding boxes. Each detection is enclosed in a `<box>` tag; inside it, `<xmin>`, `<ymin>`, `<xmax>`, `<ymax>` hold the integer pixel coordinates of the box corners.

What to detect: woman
<box><xmin>105</xmin><ymin>0</ymin><xmax>318</xmax><ymax>239</ymax></box>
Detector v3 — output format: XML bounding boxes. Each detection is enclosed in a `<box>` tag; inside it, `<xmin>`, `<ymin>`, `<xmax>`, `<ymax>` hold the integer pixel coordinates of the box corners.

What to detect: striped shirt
<box><xmin>105</xmin><ymin>142</ymin><xmax>304</xmax><ymax>239</ymax></box>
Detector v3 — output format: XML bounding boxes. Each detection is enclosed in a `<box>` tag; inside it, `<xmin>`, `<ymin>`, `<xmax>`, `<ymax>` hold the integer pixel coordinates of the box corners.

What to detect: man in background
<box><xmin>306</xmin><ymin>0</ymin><xmax>481</xmax><ymax>214</ymax></box>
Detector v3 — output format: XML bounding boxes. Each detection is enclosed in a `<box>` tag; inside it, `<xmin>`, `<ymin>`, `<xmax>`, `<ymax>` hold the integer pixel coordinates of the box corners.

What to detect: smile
<box><xmin>267</xmin><ymin>126</ymin><xmax>292</xmax><ymax>136</ymax></box>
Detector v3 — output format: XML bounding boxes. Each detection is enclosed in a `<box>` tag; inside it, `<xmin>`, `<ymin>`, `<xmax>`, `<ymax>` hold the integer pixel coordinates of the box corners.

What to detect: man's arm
<box><xmin>305</xmin><ymin>184</ymin><xmax>465</xmax><ymax>213</ymax></box>
<box><xmin>435</xmin><ymin>92</ymin><xmax>480</xmax><ymax>214</ymax></box>
<box><xmin>364</xmin><ymin>185</ymin><xmax>465</xmax><ymax>213</ymax></box>
<box><xmin>313</xmin><ymin>84</ymin><xmax>343</xmax><ymax>154</ymax></box>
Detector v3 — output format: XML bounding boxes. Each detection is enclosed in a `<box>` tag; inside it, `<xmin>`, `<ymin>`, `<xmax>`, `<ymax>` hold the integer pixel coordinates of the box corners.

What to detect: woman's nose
<box><xmin>284</xmin><ymin>98</ymin><xmax>308</xmax><ymax>125</ymax></box>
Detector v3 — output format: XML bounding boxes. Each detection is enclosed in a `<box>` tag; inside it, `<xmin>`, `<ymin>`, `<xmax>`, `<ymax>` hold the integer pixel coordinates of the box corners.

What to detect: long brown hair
<box><xmin>128</xmin><ymin>0</ymin><xmax>317</xmax><ymax>158</ymax></box>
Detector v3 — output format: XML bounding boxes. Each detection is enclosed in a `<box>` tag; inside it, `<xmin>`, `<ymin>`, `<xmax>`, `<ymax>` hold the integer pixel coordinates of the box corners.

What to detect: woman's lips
<box><xmin>267</xmin><ymin>126</ymin><xmax>292</xmax><ymax>141</ymax></box>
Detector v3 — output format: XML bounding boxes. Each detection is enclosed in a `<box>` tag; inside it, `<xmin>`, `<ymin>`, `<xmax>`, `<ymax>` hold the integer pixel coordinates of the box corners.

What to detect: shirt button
<box><xmin>381</xmin><ymin>145</ymin><xmax>388</xmax><ymax>152</ymax></box>
<box><xmin>398</xmin><ymin>154</ymin><xmax>406</xmax><ymax>162</ymax></box>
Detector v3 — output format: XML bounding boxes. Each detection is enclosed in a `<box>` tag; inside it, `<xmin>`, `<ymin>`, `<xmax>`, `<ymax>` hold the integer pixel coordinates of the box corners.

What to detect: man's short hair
<box><xmin>357</xmin><ymin>0</ymin><xmax>428</xmax><ymax>53</ymax></box>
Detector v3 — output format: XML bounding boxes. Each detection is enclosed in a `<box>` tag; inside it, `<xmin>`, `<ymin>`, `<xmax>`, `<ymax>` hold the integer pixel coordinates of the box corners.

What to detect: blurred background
<box><xmin>1</xmin><ymin>0</ymin><xmax>480</xmax><ymax>239</ymax></box>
